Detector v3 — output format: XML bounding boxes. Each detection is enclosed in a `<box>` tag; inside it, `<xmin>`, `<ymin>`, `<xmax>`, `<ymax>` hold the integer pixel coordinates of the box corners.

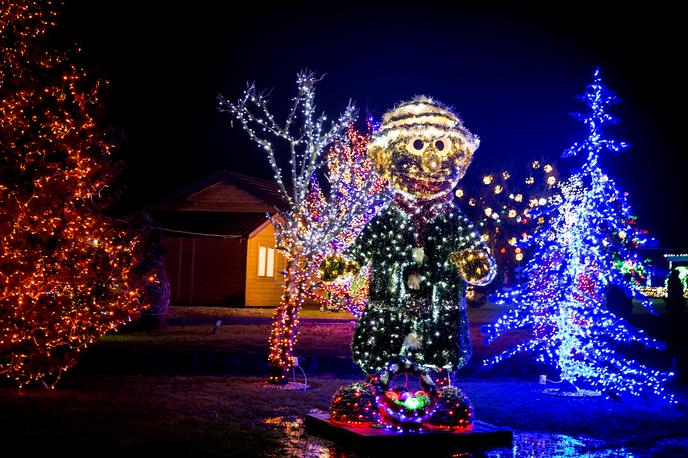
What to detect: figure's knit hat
<box><xmin>370</xmin><ymin>96</ymin><xmax>479</xmax><ymax>152</ymax></box>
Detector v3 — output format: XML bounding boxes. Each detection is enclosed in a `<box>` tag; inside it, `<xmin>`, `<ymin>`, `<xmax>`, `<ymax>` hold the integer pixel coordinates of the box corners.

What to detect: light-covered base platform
<box><xmin>305</xmin><ymin>413</ymin><xmax>512</xmax><ymax>451</ymax></box>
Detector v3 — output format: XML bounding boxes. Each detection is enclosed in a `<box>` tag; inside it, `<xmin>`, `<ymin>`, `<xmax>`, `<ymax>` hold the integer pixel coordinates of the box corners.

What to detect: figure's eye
<box><xmin>407</xmin><ymin>138</ymin><xmax>426</xmax><ymax>153</ymax></box>
<box><xmin>434</xmin><ymin>137</ymin><xmax>451</xmax><ymax>153</ymax></box>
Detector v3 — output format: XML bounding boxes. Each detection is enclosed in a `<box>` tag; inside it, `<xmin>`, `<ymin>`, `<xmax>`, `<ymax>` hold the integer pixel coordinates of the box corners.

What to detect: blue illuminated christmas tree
<box><xmin>483</xmin><ymin>69</ymin><xmax>675</xmax><ymax>402</ymax></box>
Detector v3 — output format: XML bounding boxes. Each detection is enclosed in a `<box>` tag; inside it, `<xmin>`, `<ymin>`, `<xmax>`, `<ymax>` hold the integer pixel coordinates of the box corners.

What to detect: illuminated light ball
<box><xmin>515</xmin><ymin>194</ymin><xmax>523</xmax><ymax>202</ymax></box>
<box><xmin>529</xmin><ymin>198</ymin><xmax>538</xmax><ymax>208</ymax></box>
<box><xmin>483</xmin><ymin>175</ymin><xmax>494</xmax><ymax>185</ymax></box>
<box><xmin>538</xmin><ymin>198</ymin><xmax>547</xmax><ymax>206</ymax></box>
<box><xmin>502</xmin><ymin>171</ymin><xmax>511</xmax><ymax>180</ymax></box>
<box><xmin>500</xmin><ymin>247</ymin><xmax>507</xmax><ymax>254</ymax></box>
<box><xmin>481</xmin><ymin>233</ymin><xmax>490</xmax><ymax>242</ymax></box>
<box><xmin>508</xmin><ymin>209</ymin><xmax>517</xmax><ymax>218</ymax></box>
<box><xmin>544</xmin><ymin>164</ymin><xmax>553</xmax><ymax>173</ymax></box>
<box><xmin>618</xmin><ymin>230</ymin><xmax>627</xmax><ymax>239</ymax></box>
<box><xmin>532</xmin><ymin>160</ymin><xmax>540</xmax><ymax>169</ymax></box>
<box><xmin>547</xmin><ymin>175</ymin><xmax>557</xmax><ymax>186</ymax></box>
<box><xmin>515</xmin><ymin>253</ymin><xmax>524</xmax><ymax>261</ymax></box>
<box><xmin>508</xmin><ymin>237</ymin><xmax>517</xmax><ymax>246</ymax></box>
<box><xmin>469</xmin><ymin>198</ymin><xmax>476</xmax><ymax>206</ymax></box>
<box><xmin>330</xmin><ymin>382</ymin><xmax>378</xmax><ymax>424</ymax></box>
<box><xmin>494</xmin><ymin>185</ymin><xmax>503</xmax><ymax>194</ymax></box>
<box><xmin>484</xmin><ymin>207</ymin><xmax>493</xmax><ymax>217</ymax></box>
<box><xmin>526</xmin><ymin>177</ymin><xmax>535</xmax><ymax>185</ymax></box>
<box><xmin>426</xmin><ymin>386</ymin><xmax>473</xmax><ymax>430</ymax></box>
<box><xmin>455</xmin><ymin>188</ymin><xmax>464</xmax><ymax>198</ymax></box>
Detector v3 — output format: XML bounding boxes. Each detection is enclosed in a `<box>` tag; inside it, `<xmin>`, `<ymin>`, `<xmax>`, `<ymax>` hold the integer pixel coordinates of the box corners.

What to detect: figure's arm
<box><xmin>448</xmin><ymin>212</ymin><xmax>496</xmax><ymax>286</ymax></box>
<box><xmin>319</xmin><ymin>254</ymin><xmax>360</xmax><ymax>282</ymax></box>
<box><xmin>318</xmin><ymin>218</ymin><xmax>376</xmax><ymax>282</ymax></box>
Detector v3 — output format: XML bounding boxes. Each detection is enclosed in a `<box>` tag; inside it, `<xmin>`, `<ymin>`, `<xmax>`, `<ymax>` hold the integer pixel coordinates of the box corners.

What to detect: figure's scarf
<box><xmin>392</xmin><ymin>192</ymin><xmax>453</xmax><ymax>245</ymax></box>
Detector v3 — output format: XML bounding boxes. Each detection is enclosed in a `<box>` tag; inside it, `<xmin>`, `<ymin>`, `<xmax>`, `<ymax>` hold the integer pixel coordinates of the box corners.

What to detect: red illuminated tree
<box><xmin>1</xmin><ymin>1</ymin><xmax>145</xmax><ymax>387</ymax></box>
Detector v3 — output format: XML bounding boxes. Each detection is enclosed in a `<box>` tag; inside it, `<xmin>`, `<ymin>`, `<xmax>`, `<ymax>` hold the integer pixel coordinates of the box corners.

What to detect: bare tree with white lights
<box><xmin>219</xmin><ymin>72</ymin><xmax>387</xmax><ymax>384</ymax></box>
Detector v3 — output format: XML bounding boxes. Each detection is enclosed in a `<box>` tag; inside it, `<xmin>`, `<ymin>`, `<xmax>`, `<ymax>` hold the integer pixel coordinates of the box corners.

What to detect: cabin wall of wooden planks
<box><xmin>162</xmin><ymin>234</ymin><xmax>248</xmax><ymax>305</ymax></box>
<box><xmin>245</xmin><ymin>223</ymin><xmax>285</xmax><ymax>306</ymax></box>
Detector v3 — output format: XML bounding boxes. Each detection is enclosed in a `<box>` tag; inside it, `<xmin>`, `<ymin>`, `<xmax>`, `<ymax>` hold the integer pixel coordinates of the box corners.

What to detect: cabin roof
<box><xmin>135</xmin><ymin>170</ymin><xmax>289</xmax><ymax>215</ymax></box>
<box><xmin>153</xmin><ymin>211</ymin><xmax>269</xmax><ymax>238</ymax></box>
<box><xmin>126</xmin><ymin>170</ymin><xmax>289</xmax><ymax>237</ymax></box>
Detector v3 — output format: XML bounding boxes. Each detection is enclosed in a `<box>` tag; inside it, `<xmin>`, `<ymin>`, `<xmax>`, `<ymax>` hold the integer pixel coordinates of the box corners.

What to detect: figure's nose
<box><xmin>421</xmin><ymin>152</ymin><xmax>442</xmax><ymax>173</ymax></box>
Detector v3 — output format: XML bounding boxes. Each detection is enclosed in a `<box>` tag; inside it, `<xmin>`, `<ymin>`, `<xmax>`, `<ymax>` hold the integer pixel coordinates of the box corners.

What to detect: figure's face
<box><xmin>368</xmin><ymin>97</ymin><xmax>478</xmax><ymax>200</ymax></box>
<box><xmin>370</xmin><ymin>133</ymin><xmax>473</xmax><ymax>199</ymax></box>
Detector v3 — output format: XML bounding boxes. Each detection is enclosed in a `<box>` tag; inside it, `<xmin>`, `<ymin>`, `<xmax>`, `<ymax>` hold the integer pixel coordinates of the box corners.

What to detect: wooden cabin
<box><xmin>139</xmin><ymin>170</ymin><xmax>288</xmax><ymax>306</ymax></box>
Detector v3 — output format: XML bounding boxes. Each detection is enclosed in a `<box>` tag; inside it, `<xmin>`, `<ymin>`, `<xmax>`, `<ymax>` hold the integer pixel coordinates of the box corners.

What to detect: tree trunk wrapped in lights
<box><xmin>483</xmin><ymin>69</ymin><xmax>674</xmax><ymax>402</ymax></box>
<box><xmin>218</xmin><ymin>73</ymin><xmax>388</xmax><ymax>384</ymax></box>
<box><xmin>0</xmin><ymin>1</ymin><xmax>145</xmax><ymax>387</ymax></box>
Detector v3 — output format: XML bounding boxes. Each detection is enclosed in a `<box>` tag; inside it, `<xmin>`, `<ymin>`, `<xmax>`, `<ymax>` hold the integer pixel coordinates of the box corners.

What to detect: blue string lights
<box><xmin>483</xmin><ymin>69</ymin><xmax>675</xmax><ymax>403</ymax></box>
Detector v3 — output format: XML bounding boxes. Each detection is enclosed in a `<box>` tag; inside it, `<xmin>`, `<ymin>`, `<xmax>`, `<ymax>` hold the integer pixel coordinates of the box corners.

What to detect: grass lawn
<box><xmin>166</xmin><ymin>303</ymin><xmax>356</xmax><ymax>320</ymax></box>
<box><xmin>163</xmin><ymin>300</ymin><xmax>515</xmax><ymax>323</ymax></box>
<box><xmin>3</xmin><ymin>372</ymin><xmax>688</xmax><ymax>457</ymax></box>
<box><xmin>1</xmin><ymin>302</ymin><xmax>687</xmax><ymax>457</ymax></box>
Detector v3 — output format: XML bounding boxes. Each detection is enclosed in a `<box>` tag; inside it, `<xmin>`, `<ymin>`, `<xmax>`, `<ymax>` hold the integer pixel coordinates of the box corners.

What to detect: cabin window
<box><xmin>258</xmin><ymin>246</ymin><xmax>275</xmax><ymax>277</ymax></box>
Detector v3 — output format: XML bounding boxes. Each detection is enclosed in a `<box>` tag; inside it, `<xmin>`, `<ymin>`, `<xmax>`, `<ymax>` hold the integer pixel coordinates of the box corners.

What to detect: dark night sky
<box><xmin>59</xmin><ymin>2</ymin><xmax>686</xmax><ymax>249</ymax></box>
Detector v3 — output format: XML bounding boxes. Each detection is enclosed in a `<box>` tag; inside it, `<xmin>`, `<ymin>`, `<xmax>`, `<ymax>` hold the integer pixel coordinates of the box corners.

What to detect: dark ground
<box><xmin>1</xmin><ymin>303</ymin><xmax>687</xmax><ymax>457</ymax></box>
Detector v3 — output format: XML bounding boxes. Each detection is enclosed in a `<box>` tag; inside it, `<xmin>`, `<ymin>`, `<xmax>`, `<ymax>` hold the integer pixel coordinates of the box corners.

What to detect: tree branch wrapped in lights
<box><xmin>218</xmin><ymin>73</ymin><xmax>388</xmax><ymax>384</ymax></box>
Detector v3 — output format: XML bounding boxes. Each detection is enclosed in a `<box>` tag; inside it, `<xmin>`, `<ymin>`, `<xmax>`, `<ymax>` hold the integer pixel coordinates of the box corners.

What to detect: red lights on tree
<box><xmin>1</xmin><ymin>1</ymin><xmax>145</xmax><ymax>387</ymax></box>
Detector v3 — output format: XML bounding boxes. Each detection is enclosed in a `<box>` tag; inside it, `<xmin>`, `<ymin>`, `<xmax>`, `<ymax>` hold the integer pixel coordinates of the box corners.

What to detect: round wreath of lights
<box><xmin>371</xmin><ymin>366</ymin><xmax>439</xmax><ymax>429</ymax></box>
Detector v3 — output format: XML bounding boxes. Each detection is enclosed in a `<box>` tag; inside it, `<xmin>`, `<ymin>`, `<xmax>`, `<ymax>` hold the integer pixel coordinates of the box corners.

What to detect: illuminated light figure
<box><xmin>219</xmin><ymin>74</ymin><xmax>388</xmax><ymax>384</ymax></box>
<box><xmin>484</xmin><ymin>69</ymin><xmax>675</xmax><ymax>402</ymax></box>
<box><xmin>324</xmin><ymin>97</ymin><xmax>496</xmax><ymax>429</ymax></box>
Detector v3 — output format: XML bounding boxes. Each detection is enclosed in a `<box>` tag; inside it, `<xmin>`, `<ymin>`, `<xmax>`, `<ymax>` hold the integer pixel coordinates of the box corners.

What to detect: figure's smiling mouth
<box><xmin>395</xmin><ymin>174</ymin><xmax>453</xmax><ymax>195</ymax></box>
<box><xmin>398</xmin><ymin>172</ymin><xmax>451</xmax><ymax>184</ymax></box>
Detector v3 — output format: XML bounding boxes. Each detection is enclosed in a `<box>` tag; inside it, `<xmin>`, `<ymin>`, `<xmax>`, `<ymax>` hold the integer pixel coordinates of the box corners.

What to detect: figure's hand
<box><xmin>449</xmin><ymin>249</ymin><xmax>496</xmax><ymax>286</ymax></box>
<box><xmin>319</xmin><ymin>254</ymin><xmax>360</xmax><ymax>282</ymax></box>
